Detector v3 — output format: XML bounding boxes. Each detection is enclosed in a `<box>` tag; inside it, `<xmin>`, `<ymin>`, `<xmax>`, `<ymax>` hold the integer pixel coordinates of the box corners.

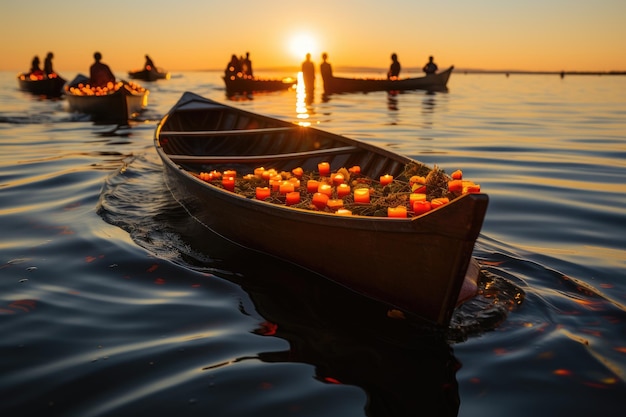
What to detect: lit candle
<box><xmin>430</xmin><ymin>197</ymin><xmax>449</xmax><ymax>208</ymax></box>
<box><xmin>318</xmin><ymin>183</ymin><xmax>333</xmax><ymax>196</ymax></box>
<box><xmin>256</xmin><ymin>187</ymin><xmax>270</xmax><ymax>200</ymax></box>
<box><xmin>270</xmin><ymin>175</ymin><xmax>283</xmax><ymax>191</ymax></box>
<box><xmin>410</xmin><ymin>175</ymin><xmax>426</xmax><ymax>193</ymax></box>
<box><xmin>388</xmin><ymin>206</ymin><xmax>407</xmax><ymax>218</ymax></box>
<box><xmin>331</xmin><ymin>173</ymin><xmax>344</xmax><ymax>185</ymax></box>
<box><xmin>336</xmin><ymin>208</ymin><xmax>352</xmax><ymax>216</ymax></box>
<box><xmin>279</xmin><ymin>181</ymin><xmax>295</xmax><ymax>194</ymax></box>
<box><xmin>208</xmin><ymin>170</ymin><xmax>221</xmax><ymax>180</ymax></box>
<box><xmin>292</xmin><ymin>167</ymin><xmax>304</xmax><ymax>177</ymax></box>
<box><xmin>380</xmin><ymin>174</ymin><xmax>394</xmax><ymax>186</ymax></box>
<box><xmin>254</xmin><ymin>167</ymin><xmax>265</xmax><ymax>177</ymax></box>
<box><xmin>262</xmin><ymin>169</ymin><xmax>276</xmax><ymax>180</ymax></box>
<box><xmin>306</xmin><ymin>179</ymin><xmax>319</xmax><ymax>193</ymax></box>
<box><xmin>288</xmin><ymin>177</ymin><xmax>301</xmax><ymax>189</ymax></box>
<box><xmin>413</xmin><ymin>200</ymin><xmax>432</xmax><ymax>215</ymax></box>
<box><xmin>353</xmin><ymin>188</ymin><xmax>370</xmax><ymax>204</ymax></box>
<box><xmin>409</xmin><ymin>193</ymin><xmax>427</xmax><ymax>206</ymax></box>
<box><xmin>348</xmin><ymin>166</ymin><xmax>361</xmax><ymax>175</ymax></box>
<box><xmin>327</xmin><ymin>199</ymin><xmax>344</xmax><ymax>211</ymax></box>
<box><xmin>318</xmin><ymin>162</ymin><xmax>330</xmax><ymax>177</ymax></box>
<box><xmin>222</xmin><ymin>176</ymin><xmax>235</xmax><ymax>191</ymax></box>
<box><xmin>336</xmin><ymin>183</ymin><xmax>351</xmax><ymax>198</ymax></box>
<box><xmin>223</xmin><ymin>169</ymin><xmax>237</xmax><ymax>178</ymax></box>
<box><xmin>312</xmin><ymin>192</ymin><xmax>329</xmax><ymax>209</ymax></box>
<box><xmin>285</xmin><ymin>191</ymin><xmax>300</xmax><ymax>205</ymax></box>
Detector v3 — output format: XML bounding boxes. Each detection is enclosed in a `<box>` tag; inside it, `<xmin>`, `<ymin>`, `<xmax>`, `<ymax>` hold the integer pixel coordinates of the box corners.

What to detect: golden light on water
<box><xmin>295</xmin><ymin>71</ymin><xmax>311</xmax><ymax>127</ymax></box>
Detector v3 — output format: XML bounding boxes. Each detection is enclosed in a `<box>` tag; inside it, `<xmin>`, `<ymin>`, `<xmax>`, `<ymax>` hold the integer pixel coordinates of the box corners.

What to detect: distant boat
<box><xmin>128</xmin><ymin>67</ymin><xmax>170</xmax><ymax>82</ymax></box>
<box><xmin>222</xmin><ymin>75</ymin><xmax>296</xmax><ymax>94</ymax></box>
<box><xmin>17</xmin><ymin>72</ymin><xmax>66</xmax><ymax>97</ymax></box>
<box><xmin>154</xmin><ymin>91</ymin><xmax>488</xmax><ymax>326</ymax></box>
<box><xmin>64</xmin><ymin>74</ymin><xmax>149</xmax><ymax>123</ymax></box>
<box><xmin>322</xmin><ymin>66</ymin><xmax>454</xmax><ymax>94</ymax></box>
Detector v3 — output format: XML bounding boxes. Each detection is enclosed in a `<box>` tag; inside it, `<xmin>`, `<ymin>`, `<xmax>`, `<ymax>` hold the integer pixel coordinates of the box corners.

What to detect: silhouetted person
<box><xmin>301</xmin><ymin>53</ymin><xmax>315</xmax><ymax>94</ymax></box>
<box><xmin>423</xmin><ymin>56</ymin><xmax>438</xmax><ymax>75</ymax></box>
<box><xmin>43</xmin><ymin>52</ymin><xmax>55</xmax><ymax>75</ymax></box>
<box><xmin>242</xmin><ymin>52</ymin><xmax>253</xmax><ymax>78</ymax></box>
<box><xmin>144</xmin><ymin>55</ymin><xmax>155</xmax><ymax>70</ymax></box>
<box><xmin>320</xmin><ymin>52</ymin><xmax>333</xmax><ymax>90</ymax></box>
<box><xmin>225</xmin><ymin>54</ymin><xmax>241</xmax><ymax>79</ymax></box>
<box><xmin>388</xmin><ymin>53</ymin><xmax>401</xmax><ymax>79</ymax></box>
<box><xmin>90</xmin><ymin>52</ymin><xmax>116</xmax><ymax>88</ymax></box>
<box><xmin>30</xmin><ymin>56</ymin><xmax>42</xmax><ymax>75</ymax></box>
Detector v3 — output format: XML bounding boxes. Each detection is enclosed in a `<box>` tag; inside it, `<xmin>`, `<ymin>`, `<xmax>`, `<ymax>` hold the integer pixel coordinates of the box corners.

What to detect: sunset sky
<box><xmin>2</xmin><ymin>0</ymin><xmax>625</xmax><ymax>74</ymax></box>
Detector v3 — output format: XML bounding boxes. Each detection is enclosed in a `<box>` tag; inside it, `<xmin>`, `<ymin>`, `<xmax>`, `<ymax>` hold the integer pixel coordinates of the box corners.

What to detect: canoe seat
<box><xmin>159</xmin><ymin>126</ymin><xmax>297</xmax><ymax>137</ymax></box>
<box><xmin>167</xmin><ymin>146</ymin><xmax>359</xmax><ymax>164</ymax></box>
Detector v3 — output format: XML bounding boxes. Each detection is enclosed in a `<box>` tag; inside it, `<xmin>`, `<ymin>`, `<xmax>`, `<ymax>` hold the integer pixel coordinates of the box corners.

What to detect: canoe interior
<box><xmin>158</xmin><ymin>104</ymin><xmax>415</xmax><ymax>180</ymax></box>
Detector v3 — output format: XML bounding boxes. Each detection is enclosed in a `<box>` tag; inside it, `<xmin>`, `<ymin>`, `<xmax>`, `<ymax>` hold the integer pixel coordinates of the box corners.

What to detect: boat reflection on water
<box><xmin>173</xmin><ymin>212</ymin><xmax>461</xmax><ymax>417</ymax></box>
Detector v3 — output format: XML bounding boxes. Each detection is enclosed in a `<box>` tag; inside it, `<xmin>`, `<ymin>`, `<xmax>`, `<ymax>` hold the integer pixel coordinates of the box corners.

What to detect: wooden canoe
<box><xmin>64</xmin><ymin>74</ymin><xmax>149</xmax><ymax>123</ymax></box>
<box><xmin>223</xmin><ymin>75</ymin><xmax>296</xmax><ymax>94</ymax></box>
<box><xmin>128</xmin><ymin>67</ymin><xmax>170</xmax><ymax>81</ymax></box>
<box><xmin>154</xmin><ymin>91</ymin><xmax>488</xmax><ymax>326</ymax></box>
<box><xmin>323</xmin><ymin>66</ymin><xmax>454</xmax><ymax>94</ymax></box>
<box><xmin>17</xmin><ymin>72</ymin><xmax>66</xmax><ymax>97</ymax></box>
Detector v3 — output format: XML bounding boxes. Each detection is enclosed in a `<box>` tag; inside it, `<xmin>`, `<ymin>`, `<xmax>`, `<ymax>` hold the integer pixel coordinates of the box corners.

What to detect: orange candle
<box><xmin>387</xmin><ymin>206</ymin><xmax>407</xmax><ymax>218</ymax></box>
<box><xmin>208</xmin><ymin>170</ymin><xmax>221</xmax><ymax>180</ymax></box>
<box><xmin>380</xmin><ymin>174</ymin><xmax>393</xmax><ymax>186</ymax></box>
<box><xmin>256</xmin><ymin>187</ymin><xmax>270</xmax><ymax>200</ymax></box>
<box><xmin>348</xmin><ymin>165</ymin><xmax>361</xmax><ymax>175</ymax></box>
<box><xmin>292</xmin><ymin>167</ymin><xmax>304</xmax><ymax>177</ymax></box>
<box><xmin>288</xmin><ymin>177</ymin><xmax>301</xmax><ymax>188</ymax></box>
<box><xmin>409</xmin><ymin>193</ymin><xmax>427</xmax><ymax>206</ymax></box>
<box><xmin>254</xmin><ymin>167</ymin><xmax>265</xmax><ymax>177</ymax></box>
<box><xmin>410</xmin><ymin>175</ymin><xmax>426</xmax><ymax>193</ymax></box>
<box><xmin>332</xmin><ymin>173</ymin><xmax>344</xmax><ymax>185</ymax></box>
<box><xmin>353</xmin><ymin>188</ymin><xmax>370</xmax><ymax>204</ymax></box>
<box><xmin>306</xmin><ymin>179</ymin><xmax>320</xmax><ymax>193</ymax></box>
<box><xmin>279</xmin><ymin>181</ymin><xmax>295</xmax><ymax>194</ymax></box>
<box><xmin>318</xmin><ymin>162</ymin><xmax>330</xmax><ymax>176</ymax></box>
<box><xmin>262</xmin><ymin>169</ymin><xmax>276</xmax><ymax>180</ymax></box>
<box><xmin>312</xmin><ymin>192</ymin><xmax>329</xmax><ymax>209</ymax></box>
<box><xmin>222</xmin><ymin>176</ymin><xmax>235</xmax><ymax>191</ymax></box>
<box><xmin>285</xmin><ymin>191</ymin><xmax>300</xmax><ymax>205</ymax></box>
<box><xmin>270</xmin><ymin>175</ymin><xmax>283</xmax><ymax>191</ymax></box>
<box><xmin>336</xmin><ymin>208</ymin><xmax>352</xmax><ymax>216</ymax></box>
<box><xmin>327</xmin><ymin>199</ymin><xmax>344</xmax><ymax>210</ymax></box>
<box><xmin>318</xmin><ymin>183</ymin><xmax>333</xmax><ymax>196</ymax></box>
<box><xmin>430</xmin><ymin>197</ymin><xmax>449</xmax><ymax>208</ymax></box>
<box><xmin>413</xmin><ymin>200</ymin><xmax>432</xmax><ymax>215</ymax></box>
<box><xmin>336</xmin><ymin>183</ymin><xmax>351</xmax><ymax>198</ymax></box>
<box><xmin>223</xmin><ymin>169</ymin><xmax>237</xmax><ymax>178</ymax></box>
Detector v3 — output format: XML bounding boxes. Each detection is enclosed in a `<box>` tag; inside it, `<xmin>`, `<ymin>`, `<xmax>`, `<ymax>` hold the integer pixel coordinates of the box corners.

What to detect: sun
<box><xmin>288</xmin><ymin>33</ymin><xmax>318</xmax><ymax>60</ymax></box>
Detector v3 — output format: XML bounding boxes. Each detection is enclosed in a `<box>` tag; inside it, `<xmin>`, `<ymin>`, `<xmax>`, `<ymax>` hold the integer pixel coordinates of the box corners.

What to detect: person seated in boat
<box><xmin>387</xmin><ymin>53</ymin><xmax>401</xmax><ymax>80</ymax></box>
<box><xmin>43</xmin><ymin>52</ymin><xmax>55</xmax><ymax>76</ymax></box>
<box><xmin>90</xmin><ymin>52</ymin><xmax>116</xmax><ymax>88</ymax></box>
<box><xmin>423</xmin><ymin>55</ymin><xmax>438</xmax><ymax>75</ymax></box>
<box><xmin>29</xmin><ymin>56</ymin><xmax>43</xmax><ymax>76</ymax></box>
<box><xmin>301</xmin><ymin>53</ymin><xmax>315</xmax><ymax>93</ymax></box>
<box><xmin>225</xmin><ymin>54</ymin><xmax>242</xmax><ymax>80</ymax></box>
<box><xmin>144</xmin><ymin>55</ymin><xmax>155</xmax><ymax>71</ymax></box>
<box><xmin>241</xmin><ymin>52</ymin><xmax>253</xmax><ymax>78</ymax></box>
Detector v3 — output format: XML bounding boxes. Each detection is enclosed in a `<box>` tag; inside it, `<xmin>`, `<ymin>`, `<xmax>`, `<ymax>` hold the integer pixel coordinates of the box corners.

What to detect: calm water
<box><xmin>1</xmin><ymin>69</ymin><xmax>625</xmax><ymax>416</ymax></box>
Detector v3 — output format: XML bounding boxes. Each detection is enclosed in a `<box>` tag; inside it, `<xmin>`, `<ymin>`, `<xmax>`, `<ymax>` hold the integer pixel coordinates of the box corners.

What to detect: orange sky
<box><xmin>2</xmin><ymin>0</ymin><xmax>625</xmax><ymax>74</ymax></box>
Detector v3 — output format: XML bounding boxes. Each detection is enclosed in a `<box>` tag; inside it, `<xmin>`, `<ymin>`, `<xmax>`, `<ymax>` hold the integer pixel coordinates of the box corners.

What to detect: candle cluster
<box><xmin>68</xmin><ymin>81</ymin><xmax>146</xmax><ymax>96</ymax></box>
<box><xmin>196</xmin><ymin>162</ymin><xmax>480</xmax><ymax>218</ymax></box>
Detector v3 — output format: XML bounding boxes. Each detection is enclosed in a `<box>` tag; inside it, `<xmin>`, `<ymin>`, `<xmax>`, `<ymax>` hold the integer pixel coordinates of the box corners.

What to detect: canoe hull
<box><xmin>323</xmin><ymin>66</ymin><xmax>453</xmax><ymax>94</ymax></box>
<box><xmin>64</xmin><ymin>75</ymin><xmax>149</xmax><ymax>123</ymax></box>
<box><xmin>17</xmin><ymin>73</ymin><xmax>66</xmax><ymax>97</ymax></box>
<box><xmin>223</xmin><ymin>76</ymin><xmax>296</xmax><ymax>94</ymax></box>
<box><xmin>155</xmin><ymin>92</ymin><xmax>487</xmax><ymax>326</ymax></box>
<box><xmin>128</xmin><ymin>68</ymin><xmax>170</xmax><ymax>81</ymax></box>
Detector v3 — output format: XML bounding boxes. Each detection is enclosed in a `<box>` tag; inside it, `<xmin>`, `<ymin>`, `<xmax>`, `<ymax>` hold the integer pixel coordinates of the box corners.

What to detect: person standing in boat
<box><xmin>90</xmin><ymin>52</ymin><xmax>116</xmax><ymax>88</ymax></box>
<box><xmin>320</xmin><ymin>52</ymin><xmax>333</xmax><ymax>90</ymax></box>
<box><xmin>301</xmin><ymin>53</ymin><xmax>315</xmax><ymax>97</ymax></box>
<box><xmin>241</xmin><ymin>52</ymin><xmax>253</xmax><ymax>78</ymax></box>
<box><xmin>144</xmin><ymin>55</ymin><xmax>155</xmax><ymax>71</ymax></box>
<box><xmin>29</xmin><ymin>56</ymin><xmax>43</xmax><ymax>76</ymax></box>
<box><xmin>225</xmin><ymin>54</ymin><xmax>242</xmax><ymax>80</ymax></box>
<box><xmin>423</xmin><ymin>56</ymin><xmax>438</xmax><ymax>75</ymax></box>
<box><xmin>43</xmin><ymin>52</ymin><xmax>55</xmax><ymax>76</ymax></box>
<box><xmin>387</xmin><ymin>53</ymin><xmax>401</xmax><ymax>80</ymax></box>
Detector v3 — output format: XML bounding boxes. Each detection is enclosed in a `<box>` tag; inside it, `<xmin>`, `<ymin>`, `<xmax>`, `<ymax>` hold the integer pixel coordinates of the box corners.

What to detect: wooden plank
<box><xmin>168</xmin><ymin>146</ymin><xmax>359</xmax><ymax>164</ymax></box>
<box><xmin>159</xmin><ymin>126</ymin><xmax>297</xmax><ymax>137</ymax></box>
